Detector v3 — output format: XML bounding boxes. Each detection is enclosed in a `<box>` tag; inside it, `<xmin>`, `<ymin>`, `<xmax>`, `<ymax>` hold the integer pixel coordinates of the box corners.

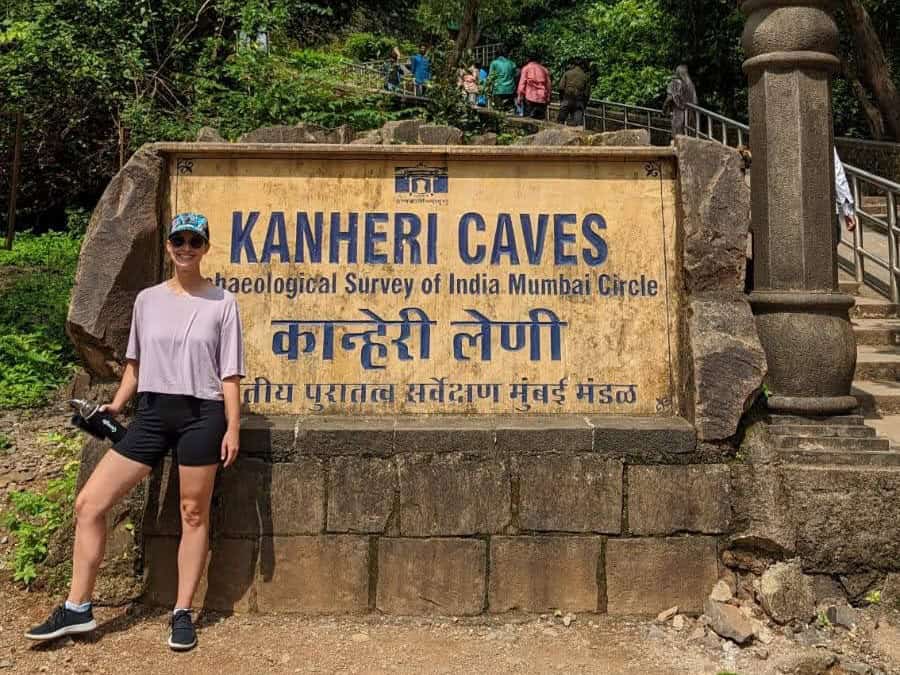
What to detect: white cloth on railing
<box><xmin>834</xmin><ymin>148</ymin><xmax>856</xmax><ymax>218</ymax></box>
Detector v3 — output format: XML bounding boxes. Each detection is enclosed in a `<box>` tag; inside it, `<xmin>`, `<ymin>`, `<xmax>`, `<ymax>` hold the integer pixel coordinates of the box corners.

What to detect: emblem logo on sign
<box><xmin>394</xmin><ymin>164</ymin><xmax>448</xmax><ymax>196</ymax></box>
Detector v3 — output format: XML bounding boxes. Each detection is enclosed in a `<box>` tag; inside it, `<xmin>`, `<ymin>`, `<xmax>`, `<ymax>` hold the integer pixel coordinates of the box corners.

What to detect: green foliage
<box><xmin>65</xmin><ymin>207</ymin><xmax>92</xmax><ymax>237</ymax></box>
<box><xmin>0</xmin><ymin>231</ymin><xmax>82</xmax><ymax>270</ymax></box>
<box><xmin>521</xmin><ymin>0</ymin><xmax>676</xmax><ymax>105</ymax></box>
<box><xmin>0</xmin><ymin>432</ymin><xmax>11</xmax><ymax>453</ymax></box>
<box><xmin>44</xmin><ymin>431</ymin><xmax>84</xmax><ymax>459</ymax></box>
<box><xmin>865</xmin><ymin>589</ymin><xmax>882</xmax><ymax>605</ymax></box>
<box><xmin>0</xmin><ymin>232</ymin><xmax>82</xmax><ymax>409</ymax></box>
<box><xmin>0</xmin><ymin>333</ymin><xmax>70</xmax><ymax>408</ymax></box>
<box><xmin>3</xmin><ymin>457</ymin><xmax>79</xmax><ymax>587</ymax></box>
<box><xmin>0</xmin><ymin>0</ymin><xmax>405</xmax><ymax>227</ymax></box>
<box><xmin>343</xmin><ymin>32</ymin><xmax>415</xmax><ymax>61</ymax></box>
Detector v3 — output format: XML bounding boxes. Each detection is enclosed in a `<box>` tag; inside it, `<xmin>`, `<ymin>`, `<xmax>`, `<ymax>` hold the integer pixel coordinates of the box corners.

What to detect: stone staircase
<box><xmin>770</xmin><ymin>278</ymin><xmax>900</xmax><ymax>466</ymax></box>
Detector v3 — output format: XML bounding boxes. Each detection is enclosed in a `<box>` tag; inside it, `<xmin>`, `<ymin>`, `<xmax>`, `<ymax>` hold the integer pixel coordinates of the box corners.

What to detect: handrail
<box><xmin>686</xmin><ymin>103</ymin><xmax>748</xmax><ymax>131</ymax></box>
<box><xmin>842</xmin><ymin>163</ymin><xmax>900</xmax><ymax>193</ymax></box>
<box><xmin>685</xmin><ymin>103</ymin><xmax>900</xmax><ymax>302</ymax></box>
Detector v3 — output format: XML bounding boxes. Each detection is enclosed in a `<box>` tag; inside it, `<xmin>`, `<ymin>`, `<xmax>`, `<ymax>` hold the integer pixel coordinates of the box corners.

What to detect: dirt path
<box><xmin>2</xmin><ymin>583</ymin><xmax>900</xmax><ymax>675</ymax></box>
<box><xmin>0</xmin><ymin>590</ymin><xmax>732</xmax><ymax>675</ymax></box>
<box><xmin>2</xmin><ymin>401</ymin><xmax>899</xmax><ymax>675</ymax></box>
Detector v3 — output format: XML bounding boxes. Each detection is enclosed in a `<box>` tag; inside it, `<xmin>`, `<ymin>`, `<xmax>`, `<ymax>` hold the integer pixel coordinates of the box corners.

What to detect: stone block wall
<box><xmin>142</xmin><ymin>416</ymin><xmax>728</xmax><ymax>615</ymax></box>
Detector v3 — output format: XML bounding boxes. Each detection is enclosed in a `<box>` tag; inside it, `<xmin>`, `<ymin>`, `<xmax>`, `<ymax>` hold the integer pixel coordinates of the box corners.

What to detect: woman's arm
<box><xmin>101</xmin><ymin>360</ymin><xmax>139</xmax><ymax>415</ymax></box>
<box><xmin>220</xmin><ymin>376</ymin><xmax>241</xmax><ymax>468</ymax></box>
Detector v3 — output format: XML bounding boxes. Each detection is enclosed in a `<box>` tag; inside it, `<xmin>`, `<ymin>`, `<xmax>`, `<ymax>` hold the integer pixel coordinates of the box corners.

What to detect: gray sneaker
<box><xmin>167</xmin><ymin>610</ymin><xmax>197</xmax><ymax>651</ymax></box>
<box><xmin>25</xmin><ymin>605</ymin><xmax>96</xmax><ymax>641</ymax></box>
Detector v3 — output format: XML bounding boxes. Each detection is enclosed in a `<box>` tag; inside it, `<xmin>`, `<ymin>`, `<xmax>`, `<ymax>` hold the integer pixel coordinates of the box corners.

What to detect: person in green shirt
<box><xmin>487</xmin><ymin>49</ymin><xmax>517</xmax><ymax>111</ymax></box>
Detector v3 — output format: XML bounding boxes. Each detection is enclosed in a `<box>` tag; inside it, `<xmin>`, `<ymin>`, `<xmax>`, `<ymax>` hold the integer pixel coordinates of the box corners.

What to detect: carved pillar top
<box><xmin>740</xmin><ymin>0</ymin><xmax>840</xmax><ymax>72</ymax></box>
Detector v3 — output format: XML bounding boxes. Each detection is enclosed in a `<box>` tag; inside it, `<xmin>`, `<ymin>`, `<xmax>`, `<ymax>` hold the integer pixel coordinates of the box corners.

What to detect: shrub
<box><xmin>0</xmin><ymin>230</ymin><xmax>81</xmax><ymax>270</ymax></box>
<box><xmin>0</xmin><ymin>333</ymin><xmax>71</xmax><ymax>409</ymax></box>
<box><xmin>0</xmin><ymin>231</ymin><xmax>82</xmax><ymax>409</ymax></box>
<box><xmin>3</xmin><ymin>456</ymin><xmax>79</xmax><ymax>587</ymax></box>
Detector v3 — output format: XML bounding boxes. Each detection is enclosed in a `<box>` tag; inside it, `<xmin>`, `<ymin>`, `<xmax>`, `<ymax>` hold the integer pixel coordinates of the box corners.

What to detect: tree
<box><xmin>841</xmin><ymin>0</ymin><xmax>900</xmax><ymax>140</ymax></box>
<box><xmin>416</xmin><ymin>0</ymin><xmax>546</xmax><ymax>67</ymax></box>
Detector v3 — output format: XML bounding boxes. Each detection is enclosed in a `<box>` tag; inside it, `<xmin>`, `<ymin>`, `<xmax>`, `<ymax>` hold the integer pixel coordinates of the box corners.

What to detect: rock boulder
<box><xmin>380</xmin><ymin>119</ymin><xmax>423</xmax><ymax>145</ymax></box>
<box><xmin>588</xmin><ymin>129</ymin><xmax>650</xmax><ymax>146</ymax></box>
<box><xmin>703</xmin><ymin>598</ymin><xmax>754</xmax><ymax>644</ymax></box>
<box><xmin>469</xmin><ymin>132</ymin><xmax>498</xmax><ymax>146</ymax></box>
<box><xmin>238</xmin><ymin>122</ymin><xmax>329</xmax><ymax>144</ymax></box>
<box><xmin>196</xmin><ymin>126</ymin><xmax>225</xmax><ymax>142</ymax></box>
<box><xmin>675</xmin><ymin>137</ymin><xmax>751</xmax><ymax>294</ymax></box>
<box><xmin>521</xmin><ymin>127</ymin><xmax>585</xmax><ymax>146</ymax></box>
<box><xmin>66</xmin><ymin>148</ymin><xmax>165</xmax><ymax>378</ymax></box>
<box><xmin>417</xmin><ymin>124</ymin><xmax>463</xmax><ymax>145</ymax></box>
<box><xmin>350</xmin><ymin>128</ymin><xmax>383</xmax><ymax>145</ymax></box>
<box><xmin>688</xmin><ymin>297</ymin><xmax>766</xmax><ymax>440</ymax></box>
<box><xmin>758</xmin><ymin>560</ymin><xmax>816</xmax><ymax>624</ymax></box>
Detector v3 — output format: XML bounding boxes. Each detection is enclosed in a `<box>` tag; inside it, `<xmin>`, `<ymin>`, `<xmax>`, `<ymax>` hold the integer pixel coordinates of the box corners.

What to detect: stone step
<box><xmin>863</xmin><ymin>415</ymin><xmax>900</xmax><ymax>449</ymax></box>
<box><xmin>768</xmin><ymin>424</ymin><xmax>876</xmax><ymax>438</ymax></box>
<box><xmin>860</xmin><ymin>195</ymin><xmax>895</xmax><ymax>218</ymax></box>
<box><xmin>772</xmin><ymin>434</ymin><xmax>890</xmax><ymax>452</ymax></box>
<box><xmin>852</xmin><ymin>380</ymin><xmax>900</xmax><ymax>415</ymax></box>
<box><xmin>856</xmin><ymin>346</ymin><xmax>900</xmax><ymax>381</ymax></box>
<box><xmin>840</xmin><ymin>280</ymin><xmax>861</xmax><ymax>295</ymax></box>
<box><xmin>767</xmin><ymin>413</ymin><xmax>865</xmax><ymax>427</ymax></box>
<box><xmin>851</xmin><ymin>298</ymin><xmax>900</xmax><ymax>319</ymax></box>
<box><xmin>852</xmin><ymin>318</ymin><xmax>900</xmax><ymax>346</ymax></box>
<box><xmin>780</xmin><ymin>450</ymin><xmax>900</xmax><ymax>467</ymax></box>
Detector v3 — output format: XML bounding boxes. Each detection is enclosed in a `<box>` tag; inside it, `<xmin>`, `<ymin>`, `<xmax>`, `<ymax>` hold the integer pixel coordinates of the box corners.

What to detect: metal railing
<box><xmin>355</xmin><ymin>43</ymin><xmax>503</xmax><ymax>85</ymax></box>
<box><xmin>841</xmin><ymin>167</ymin><xmax>900</xmax><ymax>302</ymax></box>
<box><xmin>333</xmin><ymin>60</ymin><xmax>421</xmax><ymax>98</ymax></box>
<box><xmin>546</xmin><ymin>95</ymin><xmax>670</xmax><ymax>138</ymax></box>
<box><xmin>685</xmin><ymin>103</ymin><xmax>748</xmax><ymax>148</ymax></box>
<box><xmin>685</xmin><ymin>102</ymin><xmax>900</xmax><ymax>302</ymax></box>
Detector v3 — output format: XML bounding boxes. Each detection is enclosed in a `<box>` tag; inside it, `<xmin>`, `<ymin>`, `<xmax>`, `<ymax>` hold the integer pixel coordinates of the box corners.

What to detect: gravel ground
<box><xmin>1</xmin><ymin>400</ymin><xmax>899</xmax><ymax>675</ymax></box>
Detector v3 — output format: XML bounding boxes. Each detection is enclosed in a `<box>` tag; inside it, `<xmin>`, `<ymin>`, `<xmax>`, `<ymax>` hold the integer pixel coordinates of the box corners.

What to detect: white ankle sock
<box><xmin>65</xmin><ymin>600</ymin><xmax>92</xmax><ymax>613</ymax></box>
<box><xmin>173</xmin><ymin>607</ymin><xmax>190</xmax><ymax>616</ymax></box>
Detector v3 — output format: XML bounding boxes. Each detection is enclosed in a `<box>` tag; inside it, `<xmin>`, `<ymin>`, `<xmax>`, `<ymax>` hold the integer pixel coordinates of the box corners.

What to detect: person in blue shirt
<box><xmin>476</xmin><ymin>61</ymin><xmax>488</xmax><ymax>106</ymax></box>
<box><xmin>409</xmin><ymin>44</ymin><xmax>432</xmax><ymax>97</ymax></box>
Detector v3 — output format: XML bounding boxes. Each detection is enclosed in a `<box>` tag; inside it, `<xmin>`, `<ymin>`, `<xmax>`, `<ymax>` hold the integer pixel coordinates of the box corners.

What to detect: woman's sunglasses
<box><xmin>169</xmin><ymin>234</ymin><xmax>206</xmax><ymax>249</ymax></box>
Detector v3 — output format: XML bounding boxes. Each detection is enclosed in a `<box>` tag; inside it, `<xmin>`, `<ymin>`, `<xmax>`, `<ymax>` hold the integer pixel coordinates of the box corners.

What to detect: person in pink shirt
<box><xmin>516</xmin><ymin>56</ymin><xmax>551</xmax><ymax>119</ymax></box>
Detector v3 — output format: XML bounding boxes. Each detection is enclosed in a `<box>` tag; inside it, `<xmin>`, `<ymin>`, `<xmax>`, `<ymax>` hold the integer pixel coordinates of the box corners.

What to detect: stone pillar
<box><xmin>742</xmin><ymin>0</ymin><xmax>857</xmax><ymax>414</ymax></box>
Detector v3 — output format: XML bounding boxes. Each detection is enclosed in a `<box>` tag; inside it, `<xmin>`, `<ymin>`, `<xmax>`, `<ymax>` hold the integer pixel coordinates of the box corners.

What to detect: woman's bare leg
<box><xmin>68</xmin><ymin>451</ymin><xmax>152</xmax><ymax>604</ymax></box>
<box><xmin>175</xmin><ymin>464</ymin><xmax>218</xmax><ymax>609</ymax></box>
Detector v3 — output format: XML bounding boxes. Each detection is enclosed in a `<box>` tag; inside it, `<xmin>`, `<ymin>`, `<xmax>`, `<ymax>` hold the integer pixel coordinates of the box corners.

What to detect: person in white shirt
<box><xmin>834</xmin><ymin>147</ymin><xmax>857</xmax><ymax>239</ymax></box>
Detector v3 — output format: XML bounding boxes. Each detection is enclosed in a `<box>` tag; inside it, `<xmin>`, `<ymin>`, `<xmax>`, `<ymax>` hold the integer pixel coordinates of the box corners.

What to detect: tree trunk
<box><xmin>843</xmin><ymin>0</ymin><xmax>900</xmax><ymax>140</ymax></box>
<box><xmin>840</xmin><ymin>55</ymin><xmax>886</xmax><ymax>139</ymax></box>
<box><xmin>451</xmin><ymin>0</ymin><xmax>480</xmax><ymax>68</ymax></box>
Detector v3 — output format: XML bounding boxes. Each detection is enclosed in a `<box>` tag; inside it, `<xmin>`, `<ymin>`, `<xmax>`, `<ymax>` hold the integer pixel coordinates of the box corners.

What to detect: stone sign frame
<box><xmin>66</xmin><ymin>139</ymin><xmax>766</xmax><ymax>613</ymax></box>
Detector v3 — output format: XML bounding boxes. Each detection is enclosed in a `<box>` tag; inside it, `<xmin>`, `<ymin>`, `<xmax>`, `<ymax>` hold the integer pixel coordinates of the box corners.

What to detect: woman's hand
<box><xmin>99</xmin><ymin>402</ymin><xmax>121</xmax><ymax>415</ymax></box>
<box><xmin>221</xmin><ymin>427</ymin><xmax>239</xmax><ymax>468</ymax></box>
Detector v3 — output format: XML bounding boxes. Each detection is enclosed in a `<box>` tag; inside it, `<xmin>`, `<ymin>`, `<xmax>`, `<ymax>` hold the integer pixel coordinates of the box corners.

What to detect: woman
<box><xmin>25</xmin><ymin>212</ymin><xmax>244</xmax><ymax>652</ymax></box>
<box><xmin>663</xmin><ymin>64</ymin><xmax>698</xmax><ymax>138</ymax></box>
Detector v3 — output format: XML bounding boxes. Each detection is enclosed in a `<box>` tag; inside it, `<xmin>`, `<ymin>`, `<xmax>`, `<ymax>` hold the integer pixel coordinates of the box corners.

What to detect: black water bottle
<box><xmin>69</xmin><ymin>399</ymin><xmax>128</xmax><ymax>443</ymax></box>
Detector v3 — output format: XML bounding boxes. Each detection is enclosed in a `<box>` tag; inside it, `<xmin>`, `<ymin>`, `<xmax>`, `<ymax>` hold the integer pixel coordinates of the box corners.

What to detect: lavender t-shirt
<box><xmin>126</xmin><ymin>282</ymin><xmax>245</xmax><ymax>400</ymax></box>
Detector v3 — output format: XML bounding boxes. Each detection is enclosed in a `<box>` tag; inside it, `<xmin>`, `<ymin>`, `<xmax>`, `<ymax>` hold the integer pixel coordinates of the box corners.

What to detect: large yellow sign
<box><xmin>164</xmin><ymin>145</ymin><xmax>681</xmax><ymax>415</ymax></box>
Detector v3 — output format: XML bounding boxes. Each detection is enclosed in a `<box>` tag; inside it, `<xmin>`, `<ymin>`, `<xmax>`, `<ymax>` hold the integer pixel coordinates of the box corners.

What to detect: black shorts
<box><xmin>113</xmin><ymin>393</ymin><xmax>226</xmax><ymax>467</ymax></box>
